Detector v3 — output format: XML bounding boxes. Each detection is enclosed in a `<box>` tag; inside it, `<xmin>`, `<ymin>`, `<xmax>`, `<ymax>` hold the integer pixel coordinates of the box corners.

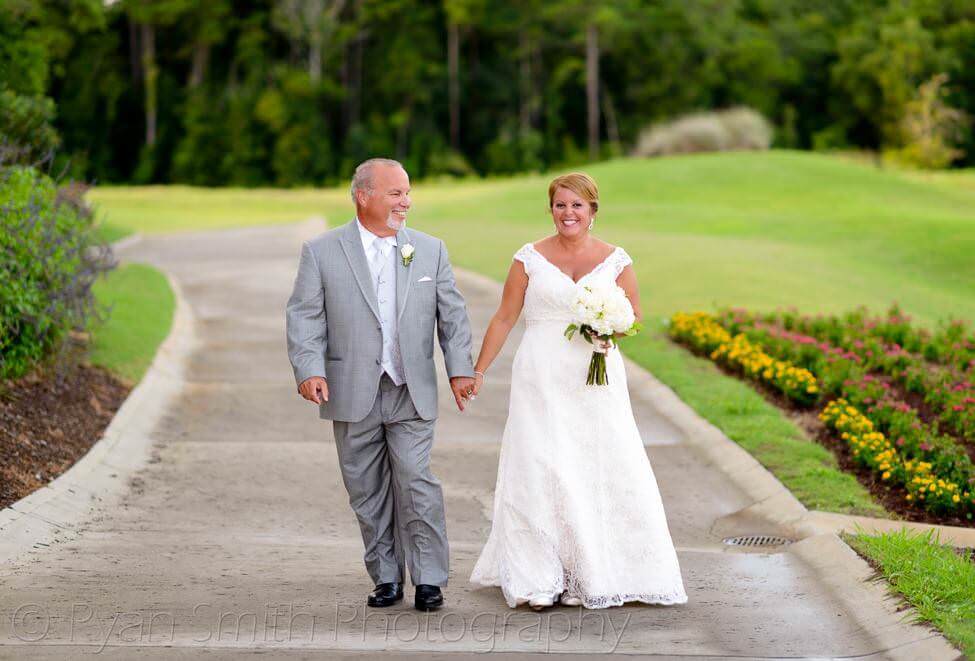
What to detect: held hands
<box><xmin>450</xmin><ymin>376</ymin><xmax>477</xmax><ymax>412</ymax></box>
<box><xmin>298</xmin><ymin>376</ymin><xmax>329</xmax><ymax>404</ymax></box>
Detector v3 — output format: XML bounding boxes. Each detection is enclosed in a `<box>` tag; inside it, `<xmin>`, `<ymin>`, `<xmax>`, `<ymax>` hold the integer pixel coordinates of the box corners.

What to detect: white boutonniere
<box><xmin>400</xmin><ymin>243</ymin><xmax>415</xmax><ymax>266</ymax></box>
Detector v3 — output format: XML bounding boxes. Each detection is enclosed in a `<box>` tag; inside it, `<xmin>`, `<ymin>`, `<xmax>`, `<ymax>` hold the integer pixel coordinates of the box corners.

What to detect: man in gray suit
<box><xmin>286</xmin><ymin>158</ymin><xmax>476</xmax><ymax>612</ymax></box>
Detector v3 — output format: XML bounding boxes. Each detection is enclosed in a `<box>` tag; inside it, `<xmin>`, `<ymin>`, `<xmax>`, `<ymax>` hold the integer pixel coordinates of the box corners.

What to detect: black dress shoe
<box><xmin>367</xmin><ymin>582</ymin><xmax>404</xmax><ymax>607</ymax></box>
<box><xmin>414</xmin><ymin>584</ymin><xmax>444</xmax><ymax>611</ymax></box>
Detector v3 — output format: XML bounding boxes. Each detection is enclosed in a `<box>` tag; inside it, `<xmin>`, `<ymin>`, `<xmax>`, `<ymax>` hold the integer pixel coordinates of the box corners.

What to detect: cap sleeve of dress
<box><xmin>610</xmin><ymin>246</ymin><xmax>633</xmax><ymax>278</ymax></box>
<box><xmin>513</xmin><ymin>242</ymin><xmax>535</xmax><ymax>275</ymax></box>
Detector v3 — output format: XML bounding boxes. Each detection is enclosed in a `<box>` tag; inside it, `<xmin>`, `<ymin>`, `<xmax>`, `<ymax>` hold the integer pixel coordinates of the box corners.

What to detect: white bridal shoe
<box><xmin>528</xmin><ymin>595</ymin><xmax>555</xmax><ymax>611</ymax></box>
<box><xmin>560</xmin><ymin>591</ymin><xmax>583</xmax><ymax>607</ymax></box>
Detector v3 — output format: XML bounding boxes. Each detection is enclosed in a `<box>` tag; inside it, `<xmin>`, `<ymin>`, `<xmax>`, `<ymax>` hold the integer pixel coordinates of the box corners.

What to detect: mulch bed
<box><xmin>700</xmin><ymin>356</ymin><xmax>975</xmax><ymax>529</ymax></box>
<box><xmin>0</xmin><ymin>364</ymin><xmax>130</xmax><ymax>510</ymax></box>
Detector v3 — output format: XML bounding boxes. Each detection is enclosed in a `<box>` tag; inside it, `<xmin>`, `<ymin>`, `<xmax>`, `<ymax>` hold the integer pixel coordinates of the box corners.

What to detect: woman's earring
<box><xmin>589</xmin><ymin>217</ymin><xmax>595</xmax><ymax>230</ymax></box>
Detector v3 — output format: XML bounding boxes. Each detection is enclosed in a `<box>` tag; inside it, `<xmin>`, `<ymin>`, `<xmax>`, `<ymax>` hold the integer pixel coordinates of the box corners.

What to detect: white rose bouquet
<box><xmin>564</xmin><ymin>282</ymin><xmax>642</xmax><ymax>385</ymax></box>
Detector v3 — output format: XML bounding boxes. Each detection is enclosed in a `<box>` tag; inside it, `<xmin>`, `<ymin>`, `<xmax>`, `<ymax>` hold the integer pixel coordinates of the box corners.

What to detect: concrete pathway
<box><xmin>0</xmin><ymin>221</ymin><xmax>962</xmax><ymax>659</ymax></box>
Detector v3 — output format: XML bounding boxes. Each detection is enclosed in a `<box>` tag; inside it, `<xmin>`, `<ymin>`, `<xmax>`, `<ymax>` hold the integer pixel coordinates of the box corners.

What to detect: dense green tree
<box><xmin>9</xmin><ymin>0</ymin><xmax>974</xmax><ymax>185</ymax></box>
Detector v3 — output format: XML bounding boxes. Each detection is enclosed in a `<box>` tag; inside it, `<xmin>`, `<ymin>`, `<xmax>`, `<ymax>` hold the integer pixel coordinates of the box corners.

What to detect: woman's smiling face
<box><xmin>551</xmin><ymin>186</ymin><xmax>594</xmax><ymax>238</ymax></box>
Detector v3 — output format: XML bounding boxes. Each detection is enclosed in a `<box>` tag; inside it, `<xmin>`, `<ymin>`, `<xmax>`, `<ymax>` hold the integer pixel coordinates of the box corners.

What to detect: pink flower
<box><xmin>953</xmin><ymin>405</ymin><xmax>965</xmax><ymax>412</ymax></box>
<box><xmin>896</xmin><ymin>437</ymin><xmax>906</xmax><ymax>447</ymax></box>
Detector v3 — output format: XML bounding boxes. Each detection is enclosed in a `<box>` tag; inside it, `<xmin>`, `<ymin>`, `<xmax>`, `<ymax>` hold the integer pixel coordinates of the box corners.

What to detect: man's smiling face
<box><xmin>360</xmin><ymin>163</ymin><xmax>411</xmax><ymax>232</ymax></box>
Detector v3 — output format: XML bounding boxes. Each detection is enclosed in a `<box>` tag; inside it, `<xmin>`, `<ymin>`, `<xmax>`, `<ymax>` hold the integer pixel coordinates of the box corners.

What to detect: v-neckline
<box><xmin>529</xmin><ymin>243</ymin><xmax>619</xmax><ymax>285</ymax></box>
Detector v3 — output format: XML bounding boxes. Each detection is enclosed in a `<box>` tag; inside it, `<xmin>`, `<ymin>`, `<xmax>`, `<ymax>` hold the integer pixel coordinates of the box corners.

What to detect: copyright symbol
<box><xmin>12</xmin><ymin>603</ymin><xmax>51</xmax><ymax>642</ymax></box>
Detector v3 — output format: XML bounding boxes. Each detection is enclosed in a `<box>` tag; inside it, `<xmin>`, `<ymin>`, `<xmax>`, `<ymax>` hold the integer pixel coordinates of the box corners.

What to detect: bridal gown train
<box><xmin>469</xmin><ymin>242</ymin><xmax>689</xmax><ymax>609</ymax></box>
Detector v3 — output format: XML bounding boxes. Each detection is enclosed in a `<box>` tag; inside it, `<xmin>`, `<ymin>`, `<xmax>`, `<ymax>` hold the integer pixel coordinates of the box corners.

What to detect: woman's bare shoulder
<box><xmin>531</xmin><ymin>235</ymin><xmax>558</xmax><ymax>250</ymax></box>
<box><xmin>590</xmin><ymin>237</ymin><xmax>618</xmax><ymax>258</ymax></box>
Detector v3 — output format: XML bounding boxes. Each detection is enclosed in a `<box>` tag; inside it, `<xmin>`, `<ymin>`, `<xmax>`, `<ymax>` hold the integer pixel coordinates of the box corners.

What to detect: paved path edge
<box><xmin>0</xmin><ymin>242</ymin><xmax>196</xmax><ymax>565</ymax></box>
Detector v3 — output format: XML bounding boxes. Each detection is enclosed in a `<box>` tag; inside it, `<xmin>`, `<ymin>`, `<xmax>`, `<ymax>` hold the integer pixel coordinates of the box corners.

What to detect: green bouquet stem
<box><xmin>565</xmin><ymin>320</ymin><xmax>642</xmax><ymax>386</ymax></box>
<box><xmin>587</xmin><ymin>351</ymin><xmax>609</xmax><ymax>385</ymax></box>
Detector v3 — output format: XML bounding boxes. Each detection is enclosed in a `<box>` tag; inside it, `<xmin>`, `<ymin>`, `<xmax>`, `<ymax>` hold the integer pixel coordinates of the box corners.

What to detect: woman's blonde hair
<box><xmin>547</xmin><ymin>172</ymin><xmax>599</xmax><ymax>213</ymax></box>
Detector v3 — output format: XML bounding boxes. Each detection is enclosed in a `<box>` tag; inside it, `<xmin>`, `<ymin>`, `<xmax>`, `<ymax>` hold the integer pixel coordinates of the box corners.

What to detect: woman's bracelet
<box><xmin>474</xmin><ymin>370</ymin><xmax>485</xmax><ymax>379</ymax></box>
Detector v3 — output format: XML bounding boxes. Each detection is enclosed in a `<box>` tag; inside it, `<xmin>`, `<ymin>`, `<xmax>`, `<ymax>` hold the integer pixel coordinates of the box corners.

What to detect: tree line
<box><xmin>2</xmin><ymin>0</ymin><xmax>973</xmax><ymax>186</ymax></box>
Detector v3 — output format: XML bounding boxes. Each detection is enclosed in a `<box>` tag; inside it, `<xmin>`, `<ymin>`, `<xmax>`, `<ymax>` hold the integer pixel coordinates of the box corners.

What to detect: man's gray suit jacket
<box><xmin>286</xmin><ymin>220</ymin><xmax>475</xmax><ymax>422</ymax></box>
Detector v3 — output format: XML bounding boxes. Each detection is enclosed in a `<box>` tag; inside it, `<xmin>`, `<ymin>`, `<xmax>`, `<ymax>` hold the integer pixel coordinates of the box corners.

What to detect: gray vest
<box><xmin>369</xmin><ymin>237</ymin><xmax>406</xmax><ymax>385</ymax></box>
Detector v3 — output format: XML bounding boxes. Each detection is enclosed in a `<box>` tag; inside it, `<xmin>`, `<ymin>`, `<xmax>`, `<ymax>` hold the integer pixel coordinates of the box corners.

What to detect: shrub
<box><xmin>0</xmin><ymin>165</ymin><xmax>115</xmax><ymax>380</ymax></box>
<box><xmin>0</xmin><ymin>90</ymin><xmax>60</xmax><ymax>165</ymax></box>
<box><xmin>884</xmin><ymin>73</ymin><xmax>969</xmax><ymax>170</ymax></box>
<box><xmin>633</xmin><ymin>106</ymin><xmax>773</xmax><ymax>157</ymax></box>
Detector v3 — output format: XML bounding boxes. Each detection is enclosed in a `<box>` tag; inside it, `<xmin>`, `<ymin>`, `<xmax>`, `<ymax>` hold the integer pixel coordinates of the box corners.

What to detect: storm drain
<box><xmin>722</xmin><ymin>534</ymin><xmax>794</xmax><ymax>547</ymax></box>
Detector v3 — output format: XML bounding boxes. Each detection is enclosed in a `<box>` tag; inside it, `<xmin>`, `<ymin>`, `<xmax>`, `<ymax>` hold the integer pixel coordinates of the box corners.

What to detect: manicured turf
<box><xmin>843</xmin><ymin>528</ymin><xmax>975</xmax><ymax>658</ymax></box>
<box><xmin>89</xmin><ymin>263</ymin><xmax>175</xmax><ymax>383</ymax></box>
<box><xmin>89</xmin><ymin>151</ymin><xmax>975</xmax><ymax>516</ymax></box>
<box><xmin>89</xmin><ymin>185</ymin><xmax>347</xmax><ymax>238</ymax></box>
<box><xmin>91</xmin><ymin>151</ymin><xmax>975</xmax><ymax>324</ymax></box>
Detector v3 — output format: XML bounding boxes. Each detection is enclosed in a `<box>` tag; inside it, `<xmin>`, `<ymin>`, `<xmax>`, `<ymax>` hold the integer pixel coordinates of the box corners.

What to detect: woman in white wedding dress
<box><xmin>468</xmin><ymin>172</ymin><xmax>689</xmax><ymax>610</ymax></box>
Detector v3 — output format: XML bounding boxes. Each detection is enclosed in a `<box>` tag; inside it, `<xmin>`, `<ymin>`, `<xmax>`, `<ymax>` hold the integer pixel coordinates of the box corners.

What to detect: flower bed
<box><xmin>668</xmin><ymin>309</ymin><xmax>975</xmax><ymax>520</ymax></box>
<box><xmin>706</xmin><ymin>315</ymin><xmax>975</xmax><ymax>487</ymax></box>
<box><xmin>821</xmin><ymin>399</ymin><xmax>971</xmax><ymax>514</ymax></box>
<box><xmin>716</xmin><ymin>306</ymin><xmax>975</xmax><ymax>444</ymax></box>
<box><xmin>667</xmin><ymin>312</ymin><xmax>819</xmax><ymax>405</ymax></box>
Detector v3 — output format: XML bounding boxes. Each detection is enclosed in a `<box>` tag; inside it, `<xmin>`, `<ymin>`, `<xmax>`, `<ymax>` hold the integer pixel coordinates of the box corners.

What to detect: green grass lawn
<box><xmin>89</xmin><ymin>263</ymin><xmax>175</xmax><ymax>383</ymax></box>
<box><xmin>410</xmin><ymin>151</ymin><xmax>975</xmax><ymax>518</ymax></box>
<box><xmin>903</xmin><ymin>167</ymin><xmax>975</xmax><ymax>194</ymax></box>
<box><xmin>90</xmin><ymin>185</ymin><xmax>348</xmax><ymax>240</ymax></box>
<box><xmin>89</xmin><ymin>150</ymin><xmax>975</xmax><ymax>517</ymax></box>
<box><xmin>843</xmin><ymin>528</ymin><xmax>975</xmax><ymax>658</ymax></box>
<box><xmin>91</xmin><ymin>151</ymin><xmax>975</xmax><ymax>325</ymax></box>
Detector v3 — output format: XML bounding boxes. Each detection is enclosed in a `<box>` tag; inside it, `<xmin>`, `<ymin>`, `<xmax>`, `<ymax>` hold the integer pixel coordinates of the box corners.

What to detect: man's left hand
<box><xmin>450</xmin><ymin>376</ymin><xmax>477</xmax><ymax>412</ymax></box>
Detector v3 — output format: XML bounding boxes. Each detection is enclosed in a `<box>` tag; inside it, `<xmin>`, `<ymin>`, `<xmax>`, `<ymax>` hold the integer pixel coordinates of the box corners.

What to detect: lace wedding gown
<box><xmin>469</xmin><ymin>242</ymin><xmax>689</xmax><ymax>609</ymax></box>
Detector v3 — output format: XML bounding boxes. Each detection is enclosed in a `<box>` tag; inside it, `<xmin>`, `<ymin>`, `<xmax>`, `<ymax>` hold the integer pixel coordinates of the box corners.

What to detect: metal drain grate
<box><xmin>723</xmin><ymin>534</ymin><xmax>794</xmax><ymax>547</ymax></box>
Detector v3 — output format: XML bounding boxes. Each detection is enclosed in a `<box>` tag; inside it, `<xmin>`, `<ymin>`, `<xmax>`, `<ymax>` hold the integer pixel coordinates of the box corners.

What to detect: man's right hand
<box><xmin>298</xmin><ymin>377</ymin><xmax>328</xmax><ymax>404</ymax></box>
